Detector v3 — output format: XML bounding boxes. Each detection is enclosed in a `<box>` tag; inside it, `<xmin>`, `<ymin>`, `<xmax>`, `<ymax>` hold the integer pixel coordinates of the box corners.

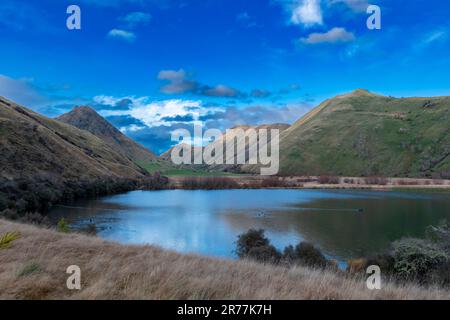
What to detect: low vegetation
<box><xmin>364</xmin><ymin>176</ymin><xmax>388</xmax><ymax>185</ymax></box>
<box><xmin>180</xmin><ymin>176</ymin><xmax>239</xmax><ymax>190</ymax></box>
<box><xmin>1</xmin><ymin>219</ymin><xmax>449</xmax><ymax>300</ymax></box>
<box><xmin>254</xmin><ymin>90</ymin><xmax>450</xmax><ymax>178</ymax></box>
<box><xmin>0</xmin><ymin>173</ymin><xmax>169</xmax><ymax>218</ymax></box>
<box><xmin>317</xmin><ymin>176</ymin><xmax>340</xmax><ymax>185</ymax></box>
<box><xmin>0</xmin><ymin>98</ymin><xmax>169</xmax><ymax>217</ymax></box>
<box><xmin>236</xmin><ymin>229</ymin><xmax>335</xmax><ymax>269</ymax></box>
<box><xmin>237</xmin><ymin>222</ymin><xmax>450</xmax><ymax>289</ymax></box>
<box><xmin>56</xmin><ymin>218</ymin><xmax>70</xmax><ymax>233</ymax></box>
<box><xmin>0</xmin><ymin>231</ymin><xmax>20</xmax><ymax>249</ymax></box>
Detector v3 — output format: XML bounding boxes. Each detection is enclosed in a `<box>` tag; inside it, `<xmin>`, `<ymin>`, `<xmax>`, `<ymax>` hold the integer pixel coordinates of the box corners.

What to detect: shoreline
<box><xmin>166</xmin><ymin>175</ymin><xmax>450</xmax><ymax>192</ymax></box>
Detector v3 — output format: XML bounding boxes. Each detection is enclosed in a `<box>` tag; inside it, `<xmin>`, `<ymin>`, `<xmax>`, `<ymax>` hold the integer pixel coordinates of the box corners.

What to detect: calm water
<box><xmin>48</xmin><ymin>189</ymin><xmax>450</xmax><ymax>263</ymax></box>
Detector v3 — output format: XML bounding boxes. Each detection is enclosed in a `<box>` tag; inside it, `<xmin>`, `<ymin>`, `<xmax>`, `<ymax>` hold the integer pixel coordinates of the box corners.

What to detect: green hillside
<box><xmin>276</xmin><ymin>89</ymin><xmax>450</xmax><ymax>177</ymax></box>
<box><xmin>242</xmin><ymin>89</ymin><xmax>450</xmax><ymax>178</ymax></box>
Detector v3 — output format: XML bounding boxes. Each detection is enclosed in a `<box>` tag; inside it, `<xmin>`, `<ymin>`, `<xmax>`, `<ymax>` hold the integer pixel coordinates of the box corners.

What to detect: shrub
<box><xmin>84</xmin><ymin>223</ymin><xmax>97</xmax><ymax>235</ymax></box>
<box><xmin>0</xmin><ymin>231</ymin><xmax>21</xmax><ymax>249</ymax></box>
<box><xmin>0</xmin><ymin>209</ymin><xmax>19</xmax><ymax>221</ymax></box>
<box><xmin>261</xmin><ymin>177</ymin><xmax>284</xmax><ymax>188</ymax></box>
<box><xmin>282</xmin><ymin>245</ymin><xmax>296</xmax><ymax>263</ymax></box>
<box><xmin>0</xmin><ymin>193</ymin><xmax>8</xmax><ymax>211</ymax></box>
<box><xmin>17</xmin><ymin>262</ymin><xmax>43</xmax><ymax>277</ymax></box>
<box><xmin>182</xmin><ymin>177</ymin><xmax>239</xmax><ymax>190</ymax></box>
<box><xmin>428</xmin><ymin>261</ymin><xmax>450</xmax><ymax>287</ymax></box>
<box><xmin>397</xmin><ymin>179</ymin><xmax>418</xmax><ymax>186</ymax></box>
<box><xmin>391</xmin><ymin>238</ymin><xmax>448</xmax><ymax>282</ymax></box>
<box><xmin>364</xmin><ymin>254</ymin><xmax>395</xmax><ymax>276</ymax></box>
<box><xmin>19</xmin><ymin>212</ymin><xmax>49</xmax><ymax>226</ymax></box>
<box><xmin>236</xmin><ymin>229</ymin><xmax>281</xmax><ymax>263</ymax></box>
<box><xmin>364</xmin><ymin>176</ymin><xmax>388</xmax><ymax>185</ymax></box>
<box><xmin>247</xmin><ymin>245</ymin><xmax>281</xmax><ymax>264</ymax></box>
<box><xmin>236</xmin><ymin>230</ymin><xmax>332</xmax><ymax>268</ymax></box>
<box><xmin>294</xmin><ymin>242</ymin><xmax>329</xmax><ymax>269</ymax></box>
<box><xmin>426</xmin><ymin>220</ymin><xmax>450</xmax><ymax>253</ymax></box>
<box><xmin>56</xmin><ymin>218</ymin><xmax>70</xmax><ymax>233</ymax></box>
<box><xmin>318</xmin><ymin>176</ymin><xmax>340</xmax><ymax>184</ymax></box>
<box><xmin>297</xmin><ymin>176</ymin><xmax>315</xmax><ymax>183</ymax></box>
<box><xmin>236</xmin><ymin>229</ymin><xmax>270</xmax><ymax>258</ymax></box>
<box><xmin>347</xmin><ymin>259</ymin><xmax>367</xmax><ymax>274</ymax></box>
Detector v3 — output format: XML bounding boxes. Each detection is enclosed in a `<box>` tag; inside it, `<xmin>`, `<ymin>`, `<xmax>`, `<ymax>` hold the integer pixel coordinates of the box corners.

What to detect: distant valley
<box><xmin>1</xmin><ymin>89</ymin><xmax>450</xmax><ymax>215</ymax></box>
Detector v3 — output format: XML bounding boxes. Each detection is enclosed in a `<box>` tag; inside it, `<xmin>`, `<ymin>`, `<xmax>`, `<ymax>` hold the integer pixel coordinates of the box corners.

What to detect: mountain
<box><xmin>160</xmin><ymin>143</ymin><xmax>204</xmax><ymax>162</ymax></box>
<box><xmin>0</xmin><ymin>97</ymin><xmax>155</xmax><ymax>214</ymax></box>
<box><xmin>57</xmin><ymin>106</ymin><xmax>158</xmax><ymax>165</ymax></box>
<box><xmin>206</xmin><ymin>124</ymin><xmax>289</xmax><ymax>172</ymax></box>
<box><xmin>245</xmin><ymin>89</ymin><xmax>450</xmax><ymax>178</ymax></box>
<box><xmin>161</xmin><ymin>124</ymin><xmax>290</xmax><ymax>173</ymax></box>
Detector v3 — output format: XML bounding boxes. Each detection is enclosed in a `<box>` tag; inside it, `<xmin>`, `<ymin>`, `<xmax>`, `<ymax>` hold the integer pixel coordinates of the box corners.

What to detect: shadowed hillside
<box><xmin>0</xmin><ymin>97</ymin><xmax>157</xmax><ymax>214</ymax></box>
<box><xmin>244</xmin><ymin>90</ymin><xmax>450</xmax><ymax>178</ymax></box>
<box><xmin>57</xmin><ymin>106</ymin><xmax>158</xmax><ymax>164</ymax></box>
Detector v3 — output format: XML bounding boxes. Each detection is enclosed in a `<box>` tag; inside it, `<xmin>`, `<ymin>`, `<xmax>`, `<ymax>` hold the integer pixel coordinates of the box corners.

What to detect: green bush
<box><xmin>392</xmin><ymin>238</ymin><xmax>448</xmax><ymax>281</ymax></box>
<box><xmin>247</xmin><ymin>245</ymin><xmax>281</xmax><ymax>264</ymax></box>
<box><xmin>282</xmin><ymin>245</ymin><xmax>296</xmax><ymax>262</ymax></box>
<box><xmin>428</xmin><ymin>261</ymin><xmax>450</xmax><ymax>287</ymax></box>
<box><xmin>236</xmin><ymin>229</ymin><xmax>281</xmax><ymax>263</ymax></box>
<box><xmin>17</xmin><ymin>262</ymin><xmax>43</xmax><ymax>277</ymax></box>
<box><xmin>364</xmin><ymin>254</ymin><xmax>396</xmax><ymax>276</ymax></box>
<box><xmin>294</xmin><ymin>242</ymin><xmax>329</xmax><ymax>269</ymax></box>
<box><xmin>0</xmin><ymin>231</ymin><xmax>21</xmax><ymax>249</ymax></box>
<box><xmin>84</xmin><ymin>223</ymin><xmax>97</xmax><ymax>235</ymax></box>
<box><xmin>236</xmin><ymin>230</ymin><xmax>331</xmax><ymax>268</ymax></box>
<box><xmin>56</xmin><ymin>218</ymin><xmax>70</xmax><ymax>233</ymax></box>
<box><xmin>426</xmin><ymin>220</ymin><xmax>450</xmax><ymax>253</ymax></box>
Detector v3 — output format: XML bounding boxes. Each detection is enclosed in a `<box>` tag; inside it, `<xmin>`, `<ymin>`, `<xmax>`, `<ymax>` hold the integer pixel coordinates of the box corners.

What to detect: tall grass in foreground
<box><xmin>0</xmin><ymin>219</ymin><xmax>449</xmax><ymax>300</ymax></box>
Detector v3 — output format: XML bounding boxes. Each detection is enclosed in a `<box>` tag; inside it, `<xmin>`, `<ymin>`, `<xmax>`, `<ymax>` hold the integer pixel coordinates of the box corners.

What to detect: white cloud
<box><xmin>236</xmin><ymin>12</ymin><xmax>258</xmax><ymax>28</ymax></box>
<box><xmin>423</xmin><ymin>30</ymin><xmax>447</xmax><ymax>45</ymax></box>
<box><xmin>107</xmin><ymin>29</ymin><xmax>136</xmax><ymax>42</ymax></box>
<box><xmin>300</xmin><ymin>27</ymin><xmax>355</xmax><ymax>44</ymax></box>
<box><xmin>120</xmin><ymin>124</ymin><xmax>146</xmax><ymax>133</ymax></box>
<box><xmin>291</xmin><ymin>0</ymin><xmax>323</xmax><ymax>26</ymax></box>
<box><xmin>79</xmin><ymin>0</ymin><xmax>174</xmax><ymax>8</ymax></box>
<box><xmin>276</xmin><ymin>0</ymin><xmax>370</xmax><ymax>29</ymax></box>
<box><xmin>329</xmin><ymin>0</ymin><xmax>369</xmax><ymax>12</ymax></box>
<box><xmin>119</xmin><ymin>12</ymin><xmax>152</xmax><ymax>29</ymax></box>
<box><xmin>414</xmin><ymin>30</ymin><xmax>448</xmax><ymax>52</ymax></box>
<box><xmin>96</xmin><ymin>96</ymin><xmax>222</xmax><ymax>127</ymax></box>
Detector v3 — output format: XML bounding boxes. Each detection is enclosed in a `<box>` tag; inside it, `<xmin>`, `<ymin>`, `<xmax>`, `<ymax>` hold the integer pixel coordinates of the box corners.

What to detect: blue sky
<box><xmin>0</xmin><ymin>0</ymin><xmax>449</xmax><ymax>153</ymax></box>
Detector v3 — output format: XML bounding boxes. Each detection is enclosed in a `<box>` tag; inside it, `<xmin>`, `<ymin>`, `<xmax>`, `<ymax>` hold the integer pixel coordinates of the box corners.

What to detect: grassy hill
<box><xmin>0</xmin><ymin>97</ymin><xmax>154</xmax><ymax>214</ymax></box>
<box><xmin>246</xmin><ymin>90</ymin><xmax>450</xmax><ymax>178</ymax></box>
<box><xmin>161</xmin><ymin>124</ymin><xmax>289</xmax><ymax>174</ymax></box>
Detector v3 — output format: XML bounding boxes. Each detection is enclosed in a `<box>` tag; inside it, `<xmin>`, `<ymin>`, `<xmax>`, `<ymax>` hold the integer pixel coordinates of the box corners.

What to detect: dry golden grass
<box><xmin>0</xmin><ymin>219</ymin><xmax>449</xmax><ymax>300</ymax></box>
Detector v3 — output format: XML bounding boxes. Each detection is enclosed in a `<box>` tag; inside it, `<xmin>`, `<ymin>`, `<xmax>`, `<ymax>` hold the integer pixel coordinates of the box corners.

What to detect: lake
<box><xmin>48</xmin><ymin>189</ymin><xmax>450</xmax><ymax>264</ymax></box>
